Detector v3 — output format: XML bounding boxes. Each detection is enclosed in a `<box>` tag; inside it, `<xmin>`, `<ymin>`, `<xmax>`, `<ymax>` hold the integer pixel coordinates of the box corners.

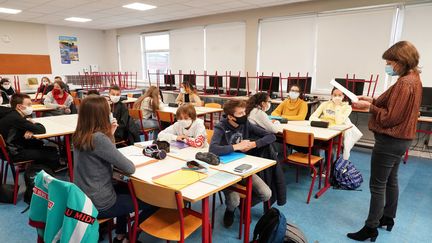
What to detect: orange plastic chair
<box><xmin>128</xmin><ymin>109</ymin><xmax>157</xmax><ymax>141</ymax></box>
<box><xmin>156</xmin><ymin>110</ymin><xmax>175</xmax><ymax>130</ymax></box>
<box><xmin>282</xmin><ymin>129</ymin><xmax>324</xmax><ymax>204</ymax></box>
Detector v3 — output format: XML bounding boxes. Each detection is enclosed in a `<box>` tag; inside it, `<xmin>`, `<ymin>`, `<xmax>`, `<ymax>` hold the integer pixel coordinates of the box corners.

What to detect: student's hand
<box><xmin>58</xmin><ymin>105</ymin><xmax>67</xmax><ymax>109</ymax></box>
<box><xmin>352</xmin><ymin>100</ymin><xmax>371</xmax><ymax>110</ymax></box>
<box><xmin>24</xmin><ymin>131</ymin><xmax>33</xmax><ymax>139</ymax></box>
<box><xmin>111</xmin><ymin>121</ymin><xmax>118</xmax><ymax>135</ymax></box>
<box><xmin>65</xmin><ymin>108</ymin><xmax>71</xmax><ymax>114</ymax></box>
<box><xmin>233</xmin><ymin>140</ymin><xmax>250</xmax><ymax>152</ymax></box>
<box><xmin>176</xmin><ymin>135</ymin><xmax>188</xmax><ymax>141</ymax></box>
<box><xmin>241</xmin><ymin>141</ymin><xmax>257</xmax><ymax>152</ymax></box>
<box><xmin>358</xmin><ymin>96</ymin><xmax>374</xmax><ymax>103</ymax></box>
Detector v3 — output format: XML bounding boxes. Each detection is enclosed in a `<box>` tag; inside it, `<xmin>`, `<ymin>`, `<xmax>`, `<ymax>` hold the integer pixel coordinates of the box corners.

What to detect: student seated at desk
<box><xmin>73</xmin><ymin>96</ymin><xmax>156</xmax><ymax>243</ymax></box>
<box><xmin>43</xmin><ymin>80</ymin><xmax>73</xmax><ymax>116</ymax></box>
<box><xmin>309</xmin><ymin>87</ymin><xmax>352</xmax><ymax>126</ymax></box>
<box><xmin>107</xmin><ymin>85</ymin><xmax>140</xmax><ymax>144</ymax></box>
<box><xmin>176</xmin><ymin>81</ymin><xmax>202</xmax><ymax>106</ymax></box>
<box><xmin>0</xmin><ymin>78</ymin><xmax>16</xmax><ymax>105</ymax></box>
<box><xmin>37</xmin><ymin>76</ymin><xmax>54</xmax><ymax>95</ymax></box>
<box><xmin>133</xmin><ymin>86</ymin><xmax>162</xmax><ymax>134</ymax></box>
<box><xmin>158</xmin><ymin>104</ymin><xmax>207</xmax><ymax>148</ymax></box>
<box><xmin>271</xmin><ymin>84</ymin><xmax>308</xmax><ymax>120</ymax></box>
<box><xmin>247</xmin><ymin>92</ymin><xmax>282</xmax><ymax>133</ymax></box>
<box><xmin>0</xmin><ymin>94</ymin><xmax>60</xmax><ymax>171</ymax></box>
<box><xmin>209</xmin><ymin>100</ymin><xmax>274</xmax><ymax>228</ymax></box>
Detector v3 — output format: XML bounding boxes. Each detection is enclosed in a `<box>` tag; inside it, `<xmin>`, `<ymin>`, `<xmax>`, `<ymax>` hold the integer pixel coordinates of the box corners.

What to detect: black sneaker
<box><xmin>223</xmin><ymin>209</ymin><xmax>235</xmax><ymax>228</ymax></box>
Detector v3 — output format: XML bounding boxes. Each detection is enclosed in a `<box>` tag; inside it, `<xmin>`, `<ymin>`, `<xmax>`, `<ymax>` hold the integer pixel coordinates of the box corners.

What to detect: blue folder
<box><xmin>268</xmin><ymin>115</ymin><xmax>282</xmax><ymax>120</ymax></box>
<box><xmin>219</xmin><ymin>152</ymin><xmax>246</xmax><ymax>164</ymax></box>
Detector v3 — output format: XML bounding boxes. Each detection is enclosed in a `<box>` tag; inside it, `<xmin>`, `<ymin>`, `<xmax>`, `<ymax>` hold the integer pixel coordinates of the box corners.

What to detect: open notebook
<box><xmin>118</xmin><ymin>146</ymin><xmax>157</xmax><ymax>167</ymax></box>
<box><xmin>152</xmin><ymin>169</ymin><xmax>208</xmax><ymax>190</ymax></box>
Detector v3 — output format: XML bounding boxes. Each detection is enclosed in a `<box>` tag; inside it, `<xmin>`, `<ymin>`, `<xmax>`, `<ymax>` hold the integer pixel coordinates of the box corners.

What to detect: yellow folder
<box><xmin>152</xmin><ymin>169</ymin><xmax>208</xmax><ymax>190</ymax></box>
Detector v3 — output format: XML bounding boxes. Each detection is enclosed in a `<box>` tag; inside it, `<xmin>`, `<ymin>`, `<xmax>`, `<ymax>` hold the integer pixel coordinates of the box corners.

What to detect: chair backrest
<box><xmin>206</xmin><ymin>129</ymin><xmax>214</xmax><ymax>143</ymax></box>
<box><xmin>127</xmin><ymin>93</ymin><xmax>133</xmax><ymax>98</ymax></box>
<box><xmin>70</xmin><ymin>91</ymin><xmax>77</xmax><ymax>98</ymax></box>
<box><xmin>156</xmin><ymin>110</ymin><xmax>174</xmax><ymax>124</ymax></box>
<box><xmin>0</xmin><ymin>135</ymin><xmax>12</xmax><ymax>162</ymax></box>
<box><xmin>73</xmin><ymin>98</ymin><xmax>81</xmax><ymax>107</ymax></box>
<box><xmin>130</xmin><ymin>178</ymin><xmax>183</xmax><ymax>209</ymax></box>
<box><xmin>283</xmin><ymin>129</ymin><xmax>314</xmax><ymax>148</ymax></box>
<box><xmin>128</xmin><ymin>109</ymin><xmax>142</xmax><ymax>121</ymax></box>
<box><xmin>204</xmin><ymin>103</ymin><xmax>221</xmax><ymax>109</ymax></box>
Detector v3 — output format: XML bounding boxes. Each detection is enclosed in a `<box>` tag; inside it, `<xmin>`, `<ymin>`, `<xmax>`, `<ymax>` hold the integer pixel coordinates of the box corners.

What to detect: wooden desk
<box><xmin>33</xmin><ymin>114</ymin><xmax>78</xmax><ymax>181</ymax></box>
<box><xmin>164</xmin><ymin>144</ymin><xmax>275</xmax><ymax>243</ymax></box>
<box><xmin>31</xmin><ymin>104</ymin><xmax>56</xmax><ymax>117</ymax></box>
<box><xmin>119</xmin><ymin>146</ymin><xmax>241</xmax><ymax>243</ymax></box>
<box><xmin>122</xmin><ymin>97</ymin><xmax>137</xmax><ymax>104</ymax></box>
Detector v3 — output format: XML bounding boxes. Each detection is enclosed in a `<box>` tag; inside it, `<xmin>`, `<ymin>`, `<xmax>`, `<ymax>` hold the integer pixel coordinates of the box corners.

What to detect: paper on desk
<box><xmin>330</xmin><ymin>79</ymin><xmax>359</xmax><ymax>102</ymax></box>
<box><xmin>201</xmin><ymin>171</ymin><xmax>236</xmax><ymax>187</ymax></box>
<box><xmin>153</xmin><ymin>169</ymin><xmax>208</xmax><ymax>190</ymax></box>
<box><xmin>118</xmin><ymin>146</ymin><xmax>156</xmax><ymax>167</ymax></box>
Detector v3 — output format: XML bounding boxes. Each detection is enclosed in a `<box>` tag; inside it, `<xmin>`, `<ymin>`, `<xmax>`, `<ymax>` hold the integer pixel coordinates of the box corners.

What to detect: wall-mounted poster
<box><xmin>59</xmin><ymin>36</ymin><xmax>79</xmax><ymax>64</ymax></box>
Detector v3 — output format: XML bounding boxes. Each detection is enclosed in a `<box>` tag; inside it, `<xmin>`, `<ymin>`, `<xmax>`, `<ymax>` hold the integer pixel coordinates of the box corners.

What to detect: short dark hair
<box><xmin>11</xmin><ymin>93</ymin><xmax>30</xmax><ymax>109</ymax></box>
<box><xmin>246</xmin><ymin>92</ymin><xmax>269</xmax><ymax>115</ymax></box>
<box><xmin>0</xmin><ymin>78</ymin><xmax>10</xmax><ymax>85</ymax></box>
<box><xmin>87</xmin><ymin>90</ymin><xmax>100</xmax><ymax>96</ymax></box>
<box><xmin>109</xmin><ymin>85</ymin><xmax>121</xmax><ymax>92</ymax></box>
<box><xmin>54</xmin><ymin>76</ymin><xmax>62</xmax><ymax>80</ymax></box>
<box><xmin>223</xmin><ymin>100</ymin><xmax>246</xmax><ymax>116</ymax></box>
<box><xmin>176</xmin><ymin>104</ymin><xmax>197</xmax><ymax>120</ymax></box>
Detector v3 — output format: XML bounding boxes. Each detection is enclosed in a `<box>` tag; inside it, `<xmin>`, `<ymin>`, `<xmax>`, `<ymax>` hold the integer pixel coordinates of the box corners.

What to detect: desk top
<box><xmin>122</xmin><ymin>97</ymin><xmax>137</xmax><ymax>104</ymax></box>
<box><xmin>118</xmin><ymin>148</ymin><xmax>241</xmax><ymax>203</ymax></box>
<box><xmin>33</xmin><ymin>114</ymin><xmax>77</xmax><ymax>138</ymax></box>
<box><xmin>279</xmin><ymin>120</ymin><xmax>349</xmax><ymax>141</ymax></box>
<box><xmin>419</xmin><ymin>116</ymin><xmax>432</xmax><ymax>123</ymax></box>
<box><xmin>159</xmin><ymin>106</ymin><xmax>223</xmax><ymax>116</ymax></box>
<box><xmin>31</xmin><ymin>104</ymin><xmax>55</xmax><ymax>112</ymax></box>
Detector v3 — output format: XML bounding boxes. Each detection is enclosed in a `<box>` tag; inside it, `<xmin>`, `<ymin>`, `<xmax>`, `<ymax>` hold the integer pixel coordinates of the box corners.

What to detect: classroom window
<box><xmin>142</xmin><ymin>33</ymin><xmax>170</xmax><ymax>82</ymax></box>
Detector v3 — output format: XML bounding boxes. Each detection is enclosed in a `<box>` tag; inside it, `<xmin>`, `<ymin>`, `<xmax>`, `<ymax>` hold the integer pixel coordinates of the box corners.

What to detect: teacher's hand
<box><xmin>358</xmin><ymin>96</ymin><xmax>374</xmax><ymax>103</ymax></box>
<box><xmin>352</xmin><ymin>100</ymin><xmax>371</xmax><ymax>110</ymax></box>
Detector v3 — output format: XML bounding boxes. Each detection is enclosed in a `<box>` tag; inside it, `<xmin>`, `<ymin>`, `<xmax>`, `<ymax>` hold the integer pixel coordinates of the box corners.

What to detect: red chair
<box><xmin>0</xmin><ymin>135</ymin><xmax>33</xmax><ymax>204</ymax></box>
<box><xmin>282</xmin><ymin>129</ymin><xmax>324</xmax><ymax>204</ymax></box>
<box><xmin>156</xmin><ymin>110</ymin><xmax>175</xmax><ymax>130</ymax></box>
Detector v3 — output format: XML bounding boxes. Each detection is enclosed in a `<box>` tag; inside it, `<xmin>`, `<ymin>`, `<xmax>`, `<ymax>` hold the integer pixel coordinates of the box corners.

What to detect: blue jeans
<box><xmin>135</xmin><ymin>119</ymin><xmax>159</xmax><ymax>140</ymax></box>
<box><xmin>98</xmin><ymin>186</ymin><xmax>157</xmax><ymax>234</ymax></box>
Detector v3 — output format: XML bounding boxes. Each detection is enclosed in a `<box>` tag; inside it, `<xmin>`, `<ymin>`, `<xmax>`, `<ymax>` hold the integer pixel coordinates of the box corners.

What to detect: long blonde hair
<box><xmin>133</xmin><ymin>86</ymin><xmax>160</xmax><ymax>113</ymax></box>
<box><xmin>73</xmin><ymin>96</ymin><xmax>114</xmax><ymax>151</ymax></box>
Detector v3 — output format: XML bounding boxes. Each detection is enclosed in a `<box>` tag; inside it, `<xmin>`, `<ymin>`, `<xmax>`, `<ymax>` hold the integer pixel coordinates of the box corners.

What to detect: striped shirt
<box><xmin>368</xmin><ymin>71</ymin><xmax>422</xmax><ymax>140</ymax></box>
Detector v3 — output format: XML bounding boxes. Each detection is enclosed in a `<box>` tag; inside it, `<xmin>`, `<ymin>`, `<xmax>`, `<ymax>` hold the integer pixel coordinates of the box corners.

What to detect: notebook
<box><xmin>118</xmin><ymin>146</ymin><xmax>157</xmax><ymax>167</ymax></box>
<box><xmin>170</xmin><ymin>141</ymin><xmax>190</xmax><ymax>149</ymax></box>
<box><xmin>219</xmin><ymin>152</ymin><xmax>246</xmax><ymax>164</ymax></box>
<box><xmin>152</xmin><ymin>169</ymin><xmax>207</xmax><ymax>190</ymax></box>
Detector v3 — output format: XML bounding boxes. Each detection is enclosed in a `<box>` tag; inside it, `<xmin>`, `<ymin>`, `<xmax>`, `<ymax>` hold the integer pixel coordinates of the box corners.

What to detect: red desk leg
<box><xmin>315</xmin><ymin>137</ymin><xmax>334</xmax><ymax>198</ymax></box>
<box><xmin>210</xmin><ymin>113</ymin><xmax>214</xmax><ymax>129</ymax></box>
<box><xmin>65</xmin><ymin>134</ymin><xmax>73</xmax><ymax>181</ymax></box>
<box><xmin>243</xmin><ymin>176</ymin><xmax>253</xmax><ymax>243</ymax></box>
<box><xmin>202</xmin><ymin>197</ymin><xmax>210</xmax><ymax>243</ymax></box>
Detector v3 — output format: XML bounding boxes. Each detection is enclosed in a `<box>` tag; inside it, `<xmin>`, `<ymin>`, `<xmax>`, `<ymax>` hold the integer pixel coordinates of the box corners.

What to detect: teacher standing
<box><xmin>347</xmin><ymin>41</ymin><xmax>422</xmax><ymax>242</ymax></box>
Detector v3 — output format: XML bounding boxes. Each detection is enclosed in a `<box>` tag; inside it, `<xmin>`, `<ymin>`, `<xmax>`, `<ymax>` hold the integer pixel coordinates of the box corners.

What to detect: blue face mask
<box><xmin>385</xmin><ymin>65</ymin><xmax>398</xmax><ymax>76</ymax></box>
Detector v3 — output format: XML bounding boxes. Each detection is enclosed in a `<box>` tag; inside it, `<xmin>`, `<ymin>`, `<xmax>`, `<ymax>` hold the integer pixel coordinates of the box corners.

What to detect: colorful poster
<box><xmin>59</xmin><ymin>36</ymin><xmax>79</xmax><ymax>64</ymax></box>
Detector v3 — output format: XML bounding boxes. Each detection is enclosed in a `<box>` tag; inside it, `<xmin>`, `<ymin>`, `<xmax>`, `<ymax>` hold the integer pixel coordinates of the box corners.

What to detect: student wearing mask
<box><xmin>246</xmin><ymin>92</ymin><xmax>282</xmax><ymax>134</ymax></box>
<box><xmin>0</xmin><ymin>94</ymin><xmax>59</xmax><ymax>170</ymax></box>
<box><xmin>133</xmin><ymin>86</ymin><xmax>162</xmax><ymax>135</ymax></box>
<box><xmin>0</xmin><ymin>78</ymin><xmax>16</xmax><ymax>105</ymax></box>
<box><xmin>37</xmin><ymin>77</ymin><xmax>54</xmax><ymax>95</ymax></box>
<box><xmin>176</xmin><ymin>81</ymin><xmax>202</xmax><ymax>106</ymax></box>
<box><xmin>347</xmin><ymin>41</ymin><xmax>422</xmax><ymax>242</ymax></box>
<box><xmin>73</xmin><ymin>96</ymin><xmax>156</xmax><ymax>243</ymax></box>
<box><xmin>54</xmin><ymin>76</ymin><xmax>71</xmax><ymax>93</ymax></box>
<box><xmin>309</xmin><ymin>87</ymin><xmax>352</xmax><ymax>126</ymax></box>
<box><xmin>158</xmin><ymin>104</ymin><xmax>207</xmax><ymax>148</ymax></box>
<box><xmin>209</xmin><ymin>100</ymin><xmax>274</xmax><ymax>228</ymax></box>
<box><xmin>43</xmin><ymin>81</ymin><xmax>73</xmax><ymax>116</ymax></box>
<box><xmin>271</xmin><ymin>84</ymin><xmax>308</xmax><ymax>120</ymax></box>
<box><xmin>107</xmin><ymin>85</ymin><xmax>140</xmax><ymax>144</ymax></box>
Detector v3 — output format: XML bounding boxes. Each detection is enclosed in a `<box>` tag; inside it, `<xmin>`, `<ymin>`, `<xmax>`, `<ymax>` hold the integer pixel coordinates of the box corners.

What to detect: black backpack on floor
<box><xmin>24</xmin><ymin>164</ymin><xmax>54</xmax><ymax>204</ymax></box>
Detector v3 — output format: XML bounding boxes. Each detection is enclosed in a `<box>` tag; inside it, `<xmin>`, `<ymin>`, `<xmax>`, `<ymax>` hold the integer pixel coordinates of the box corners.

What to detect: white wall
<box><xmin>0</xmin><ymin>20</ymin><xmax>48</xmax><ymax>55</ymax></box>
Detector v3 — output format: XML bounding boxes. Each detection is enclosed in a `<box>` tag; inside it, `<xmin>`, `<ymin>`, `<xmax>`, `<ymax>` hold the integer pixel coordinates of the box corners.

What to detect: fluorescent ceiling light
<box><xmin>123</xmin><ymin>2</ymin><xmax>157</xmax><ymax>11</ymax></box>
<box><xmin>0</xmin><ymin>7</ymin><xmax>22</xmax><ymax>14</ymax></box>
<box><xmin>65</xmin><ymin>17</ymin><xmax>92</xmax><ymax>22</ymax></box>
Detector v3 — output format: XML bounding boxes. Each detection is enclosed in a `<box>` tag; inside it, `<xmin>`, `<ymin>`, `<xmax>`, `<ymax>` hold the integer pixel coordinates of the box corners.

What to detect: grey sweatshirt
<box><xmin>73</xmin><ymin>132</ymin><xmax>135</xmax><ymax>211</ymax></box>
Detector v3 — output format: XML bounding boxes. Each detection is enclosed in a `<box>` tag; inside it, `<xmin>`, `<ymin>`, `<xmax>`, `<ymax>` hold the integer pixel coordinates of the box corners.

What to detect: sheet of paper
<box><xmin>118</xmin><ymin>146</ymin><xmax>156</xmax><ymax>167</ymax></box>
<box><xmin>201</xmin><ymin>171</ymin><xmax>237</xmax><ymax>187</ymax></box>
<box><xmin>330</xmin><ymin>79</ymin><xmax>359</xmax><ymax>102</ymax></box>
<box><xmin>153</xmin><ymin>170</ymin><xmax>208</xmax><ymax>190</ymax></box>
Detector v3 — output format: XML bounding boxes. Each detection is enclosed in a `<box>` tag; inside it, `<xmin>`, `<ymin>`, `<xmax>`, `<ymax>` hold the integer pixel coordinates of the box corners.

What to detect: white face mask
<box><xmin>2</xmin><ymin>84</ymin><xmax>11</xmax><ymax>90</ymax></box>
<box><xmin>288</xmin><ymin>91</ymin><xmax>300</xmax><ymax>100</ymax></box>
<box><xmin>22</xmin><ymin>105</ymin><xmax>33</xmax><ymax>116</ymax></box>
<box><xmin>179</xmin><ymin>119</ymin><xmax>192</xmax><ymax>128</ymax></box>
<box><xmin>110</xmin><ymin>95</ymin><xmax>121</xmax><ymax>103</ymax></box>
<box><xmin>43</xmin><ymin>81</ymin><xmax>49</xmax><ymax>85</ymax></box>
<box><xmin>180</xmin><ymin>88</ymin><xmax>186</xmax><ymax>94</ymax></box>
<box><xmin>332</xmin><ymin>96</ymin><xmax>343</xmax><ymax>105</ymax></box>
